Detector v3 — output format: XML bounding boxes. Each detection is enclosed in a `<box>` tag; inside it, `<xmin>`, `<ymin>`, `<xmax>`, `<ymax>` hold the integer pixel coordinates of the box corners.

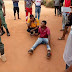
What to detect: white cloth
<box><xmin>35</xmin><ymin>0</ymin><xmax>43</xmax><ymax>6</ymax></box>
<box><xmin>63</xmin><ymin>28</ymin><xmax>72</xmax><ymax>66</ymax></box>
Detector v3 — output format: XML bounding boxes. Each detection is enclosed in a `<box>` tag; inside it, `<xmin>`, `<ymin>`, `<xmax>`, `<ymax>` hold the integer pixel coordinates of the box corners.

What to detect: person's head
<box><xmin>41</xmin><ymin>20</ymin><xmax>47</xmax><ymax>27</ymax></box>
<box><xmin>30</xmin><ymin>15</ymin><xmax>34</xmax><ymax>21</ymax></box>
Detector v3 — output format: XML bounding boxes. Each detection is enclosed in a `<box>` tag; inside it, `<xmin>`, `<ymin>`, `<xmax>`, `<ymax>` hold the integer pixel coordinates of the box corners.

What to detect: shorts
<box><xmin>27</xmin><ymin>28</ymin><xmax>38</xmax><ymax>34</ymax></box>
<box><xmin>14</xmin><ymin>7</ymin><xmax>19</xmax><ymax>13</ymax></box>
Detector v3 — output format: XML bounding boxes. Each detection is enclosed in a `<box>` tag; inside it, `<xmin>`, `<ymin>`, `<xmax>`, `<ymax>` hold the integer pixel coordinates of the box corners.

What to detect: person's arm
<box><xmin>63</xmin><ymin>0</ymin><xmax>65</xmax><ymax>6</ymax></box>
<box><xmin>24</xmin><ymin>0</ymin><xmax>26</xmax><ymax>12</ymax></box>
<box><xmin>30</xmin><ymin>26</ymin><xmax>39</xmax><ymax>32</ymax></box>
<box><xmin>48</xmin><ymin>34</ymin><xmax>50</xmax><ymax>45</ymax></box>
<box><xmin>0</xmin><ymin>17</ymin><xmax>2</xmax><ymax>35</ymax></box>
<box><xmin>2</xmin><ymin>1</ymin><xmax>6</xmax><ymax>16</ymax></box>
<box><xmin>31</xmin><ymin>0</ymin><xmax>35</xmax><ymax>4</ymax></box>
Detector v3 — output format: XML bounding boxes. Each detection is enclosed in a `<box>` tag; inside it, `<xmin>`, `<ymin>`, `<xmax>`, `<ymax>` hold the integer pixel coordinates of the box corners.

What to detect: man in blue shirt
<box><xmin>12</xmin><ymin>0</ymin><xmax>20</xmax><ymax>20</ymax></box>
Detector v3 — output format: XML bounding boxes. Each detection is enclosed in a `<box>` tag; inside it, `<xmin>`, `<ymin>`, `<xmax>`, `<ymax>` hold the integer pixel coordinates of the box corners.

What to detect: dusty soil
<box><xmin>0</xmin><ymin>1</ymin><xmax>69</xmax><ymax>72</ymax></box>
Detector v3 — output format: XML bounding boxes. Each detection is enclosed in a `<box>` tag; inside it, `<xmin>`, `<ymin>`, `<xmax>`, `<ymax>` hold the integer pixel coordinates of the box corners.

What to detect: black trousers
<box><xmin>55</xmin><ymin>6</ymin><xmax>59</xmax><ymax>15</ymax></box>
<box><xmin>27</xmin><ymin>28</ymin><xmax>38</xmax><ymax>34</ymax></box>
<box><xmin>13</xmin><ymin>7</ymin><xmax>19</xmax><ymax>16</ymax></box>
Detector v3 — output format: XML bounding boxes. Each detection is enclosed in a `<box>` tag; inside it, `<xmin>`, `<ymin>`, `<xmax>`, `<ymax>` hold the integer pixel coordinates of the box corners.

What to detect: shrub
<box><xmin>42</xmin><ymin>0</ymin><xmax>46</xmax><ymax>6</ymax></box>
<box><xmin>46</xmin><ymin>0</ymin><xmax>54</xmax><ymax>8</ymax></box>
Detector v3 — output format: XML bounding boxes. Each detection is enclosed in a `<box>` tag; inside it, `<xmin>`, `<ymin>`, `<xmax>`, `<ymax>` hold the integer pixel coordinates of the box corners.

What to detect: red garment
<box><xmin>26</xmin><ymin>7</ymin><xmax>32</xmax><ymax>21</ymax></box>
<box><xmin>38</xmin><ymin>27</ymin><xmax>50</xmax><ymax>38</ymax></box>
<box><xmin>65</xmin><ymin>0</ymin><xmax>71</xmax><ymax>7</ymax></box>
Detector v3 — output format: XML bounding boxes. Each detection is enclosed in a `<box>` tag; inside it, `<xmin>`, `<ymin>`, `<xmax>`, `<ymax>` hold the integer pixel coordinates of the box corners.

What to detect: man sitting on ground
<box><xmin>28</xmin><ymin>20</ymin><xmax>51</xmax><ymax>58</ymax></box>
<box><xmin>27</xmin><ymin>14</ymin><xmax>39</xmax><ymax>36</ymax></box>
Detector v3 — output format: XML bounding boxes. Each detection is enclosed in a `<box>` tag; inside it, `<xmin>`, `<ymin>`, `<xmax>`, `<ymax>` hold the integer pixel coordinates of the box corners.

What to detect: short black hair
<box><xmin>42</xmin><ymin>20</ymin><xmax>47</xmax><ymax>25</ymax></box>
<box><xmin>30</xmin><ymin>14</ymin><xmax>34</xmax><ymax>18</ymax></box>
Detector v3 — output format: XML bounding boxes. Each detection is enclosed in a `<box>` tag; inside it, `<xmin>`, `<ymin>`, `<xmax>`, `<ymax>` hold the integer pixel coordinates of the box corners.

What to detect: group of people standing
<box><xmin>0</xmin><ymin>0</ymin><xmax>72</xmax><ymax>72</ymax></box>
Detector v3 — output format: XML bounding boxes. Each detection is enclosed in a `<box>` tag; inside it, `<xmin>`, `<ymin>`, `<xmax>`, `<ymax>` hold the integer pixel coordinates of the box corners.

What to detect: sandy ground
<box><xmin>0</xmin><ymin>1</ymin><xmax>70</xmax><ymax>72</ymax></box>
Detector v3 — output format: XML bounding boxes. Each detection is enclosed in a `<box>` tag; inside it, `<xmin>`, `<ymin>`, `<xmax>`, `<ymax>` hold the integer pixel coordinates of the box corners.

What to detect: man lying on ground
<box><xmin>58</xmin><ymin>12</ymin><xmax>72</xmax><ymax>40</ymax></box>
<box><xmin>28</xmin><ymin>20</ymin><xmax>51</xmax><ymax>58</ymax></box>
<box><xmin>27</xmin><ymin>14</ymin><xmax>39</xmax><ymax>36</ymax></box>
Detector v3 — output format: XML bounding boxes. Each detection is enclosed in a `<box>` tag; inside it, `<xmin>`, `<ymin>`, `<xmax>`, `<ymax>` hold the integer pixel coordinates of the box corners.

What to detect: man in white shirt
<box><xmin>63</xmin><ymin>27</ymin><xmax>72</xmax><ymax>72</ymax></box>
<box><xmin>35</xmin><ymin>0</ymin><xmax>43</xmax><ymax>20</ymax></box>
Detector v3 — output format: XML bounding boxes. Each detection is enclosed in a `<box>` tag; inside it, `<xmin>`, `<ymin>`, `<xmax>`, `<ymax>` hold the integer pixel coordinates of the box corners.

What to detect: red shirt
<box><xmin>38</xmin><ymin>27</ymin><xmax>50</xmax><ymax>38</ymax></box>
<box><xmin>65</xmin><ymin>0</ymin><xmax>71</xmax><ymax>7</ymax></box>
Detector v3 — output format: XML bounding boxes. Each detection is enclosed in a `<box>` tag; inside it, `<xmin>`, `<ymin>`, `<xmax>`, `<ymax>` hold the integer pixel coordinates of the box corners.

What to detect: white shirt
<box><xmin>63</xmin><ymin>27</ymin><xmax>72</xmax><ymax>66</ymax></box>
<box><xmin>35</xmin><ymin>0</ymin><xmax>43</xmax><ymax>6</ymax></box>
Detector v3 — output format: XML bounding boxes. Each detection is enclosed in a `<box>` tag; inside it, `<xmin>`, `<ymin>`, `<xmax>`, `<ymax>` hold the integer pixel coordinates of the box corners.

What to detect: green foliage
<box><xmin>46</xmin><ymin>0</ymin><xmax>54</xmax><ymax>8</ymax></box>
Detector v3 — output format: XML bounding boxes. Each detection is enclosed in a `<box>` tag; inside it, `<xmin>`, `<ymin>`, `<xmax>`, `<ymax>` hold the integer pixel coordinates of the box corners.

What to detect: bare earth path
<box><xmin>0</xmin><ymin>1</ymin><xmax>69</xmax><ymax>72</ymax></box>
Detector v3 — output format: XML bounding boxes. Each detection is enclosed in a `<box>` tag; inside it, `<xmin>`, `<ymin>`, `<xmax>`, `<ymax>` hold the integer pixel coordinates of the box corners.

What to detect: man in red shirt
<box><xmin>28</xmin><ymin>20</ymin><xmax>51</xmax><ymax>58</ymax></box>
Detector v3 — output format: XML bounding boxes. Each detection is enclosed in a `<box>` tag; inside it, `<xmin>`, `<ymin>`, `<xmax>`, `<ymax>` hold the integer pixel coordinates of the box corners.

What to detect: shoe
<box><xmin>47</xmin><ymin>50</ymin><xmax>51</xmax><ymax>58</ymax></box>
<box><xmin>6</xmin><ymin>29</ymin><xmax>10</xmax><ymax>36</ymax></box>
<box><xmin>1</xmin><ymin>54</ymin><xmax>6</xmax><ymax>62</ymax></box>
<box><xmin>28</xmin><ymin>49</ymin><xmax>33</xmax><ymax>54</ymax></box>
<box><xmin>7</xmin><ymin>32</ymin><xmax>10</xmax><ymax>36</ymax></box>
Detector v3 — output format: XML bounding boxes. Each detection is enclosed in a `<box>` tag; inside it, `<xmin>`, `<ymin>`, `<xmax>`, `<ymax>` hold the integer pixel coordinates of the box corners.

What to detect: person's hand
<box><xmin>25</xmin><ymin>9</ymin><xmax>27</xmax><ymax>12</ymax></box>
<box><xmin>0</xmin><ymin>28</ymin><xmax>2</xmax><ymax>36</ymax></box>
<box><xmin>3</xmin><ymin>12</ymin><xmax>6</xmax><ymax>16</ymax></box>
<box><xmin>30</xmin><ymin>29</ymin><xmax>34</xmax><ymax>32</ymax></box>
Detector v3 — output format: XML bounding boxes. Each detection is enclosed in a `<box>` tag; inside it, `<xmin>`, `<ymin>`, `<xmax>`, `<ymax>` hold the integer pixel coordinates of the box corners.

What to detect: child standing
<box><xmin>28</xmin><ymin>20</ymin><xmax>51</xmax><ymax>58</ymax></box>
<box><xmin>24</xmin><ymin>0</ymin><xmax>34</xmax><ymax>21</ymax></box>
<box><xmin>12</xmin><ymin>0</ymin><xmax>20</xmax><ymax>20</ymax></box>
<box><xmin>35</xmin><ymin>0</ymin><xmax>43</xmax><ymax>20</ymax></box>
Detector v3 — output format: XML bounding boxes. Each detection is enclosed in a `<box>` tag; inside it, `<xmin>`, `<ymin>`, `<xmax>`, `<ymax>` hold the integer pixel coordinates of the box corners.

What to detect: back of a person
<box><xmin>65</xmin><ymin>0</ymin><xmax>71</xmax><ymax>7</ymax></box>
<box><xmin>54</xmin><ymin>0</ymin><xmax>60</xmax><ymax>6</ymax></box>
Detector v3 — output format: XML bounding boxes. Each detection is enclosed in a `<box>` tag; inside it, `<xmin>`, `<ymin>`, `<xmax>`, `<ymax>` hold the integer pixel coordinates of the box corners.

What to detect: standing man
<box><xmin>60</xmin><ymin>0</ymin><xmax>71</xmax><ymax>31</ymax></box>
<box><xmin>24</xmin><ymin>0</ymin><xmax>34</xmax><ymax>21</ymax></box>
<box><xmin>54</xmin><ymin>0</ymin><xmax>60</xmax><ymax>16</ymax></box>
<box><xmin>35</xmin><ymin>0</ymin><xmax>43</xmax><ymax>20</ymax></box>
<box><xmin>12</xmin><ymin>0</ymin><xmax>20</xmax><ymax>20</ymax></box>
<box><xmin>0</xmin><ymin>0</ymin><xmax>10</xmax><ymax>36</ymax></box>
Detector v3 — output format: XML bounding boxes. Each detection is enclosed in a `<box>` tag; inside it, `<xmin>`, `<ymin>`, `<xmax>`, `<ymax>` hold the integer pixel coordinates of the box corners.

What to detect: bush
<box><xmin>42</xmin><ymin>0</ymin><xmax>46</xmax><ymax>6</ymax></box>
<box><xmin>46</xmin><ymin>0</ymin><xmax>54</xmax><ymax>8</ymax></box>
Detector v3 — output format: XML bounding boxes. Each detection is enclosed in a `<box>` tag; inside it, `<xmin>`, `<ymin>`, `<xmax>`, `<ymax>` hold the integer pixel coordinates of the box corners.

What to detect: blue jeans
<box><xmin>31</xmin><ymin>38</ymin><xmax>51</xmax><ymax>51</ymax></box>
<box><xmin>35</xmin><ymin>6</ymin><xmax>41</xmax><ymax>20</ymax></box>
<box><xmin>62</xmin><ymin>13</ymin><xmax>69</xmax><ymax>30</ymax></box>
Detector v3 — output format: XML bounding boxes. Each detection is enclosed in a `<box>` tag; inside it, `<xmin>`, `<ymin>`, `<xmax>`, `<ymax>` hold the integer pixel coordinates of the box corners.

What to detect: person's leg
<box><xmin>14</xmin><ymin>7</ymin><xmax>16</xmax><ymax>20</ymax></box>
<box><xmin>43</xmin><ymin>38</ymin><xmax>51</xmax><ymax>58</ymax></box>
<box><xmin>57</xmin><ymin>6</ymin><xmax>59</xmax><ymax>16</ymax></box>
<box><xmin>30</xmin><ymin>8</ymin><xmax>32</xmax><ymax>15</ymax></box>
<box><xmin>17</xmin><ymin>7</ymin><xmax>20</xmax><ymax>19</ymax></box>
<box><xmin>38</xmin><ymin>7</ymin><xmax>41</xmax><ymax>20</ymax></box>
<box><xmin>0</xmin><ymin>11</ymin><xmax>10</xmax><ymax>36</ymax></box>
<box><xmin>28</xmin><ymin>38</ymin><xmax>43</xmax><ymax>54</ymax></box>
<box><xmin>27</xmin><ymin>28</ymin><xmax>33</xmax><ymax>35</ymax></box>
<box><xmin>0</xmin><ymin>37</ymin><xmax>6</xmax><ymax>62</ymax></box>
<box><xmin>58</xmin><ymin>26</ymin><xmax>68</xmax><ymax>40</ymax></box>
<box><xmin>34</xmin><ymin>28</ymin><xmax>39</xmax><ymax>36</ymax></box>
<box><xmin>35</xmin><ymin>7</ymin><xmax>38</xmax><ymax>18</ymax></box>
<box><xmin>1</xmin><ymin>26</ymin><xmax>5</xmax><ymax>36</ymax></box>
<box><xmin>55</xmin><ymin>6</ymin><xmax>56</xmax><ymax>15</ymax></box>
<box><xmin>26</xmin><ymin>8</ymin><xmax>29</xmax><ymax>21</ymax></box>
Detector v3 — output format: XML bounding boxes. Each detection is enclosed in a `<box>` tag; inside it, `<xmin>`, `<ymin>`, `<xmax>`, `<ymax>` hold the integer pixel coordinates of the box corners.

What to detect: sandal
<box><xmin>58</xmin><ymin>37</ymin><xmax>65</xmax><ymax>40</ymax></box>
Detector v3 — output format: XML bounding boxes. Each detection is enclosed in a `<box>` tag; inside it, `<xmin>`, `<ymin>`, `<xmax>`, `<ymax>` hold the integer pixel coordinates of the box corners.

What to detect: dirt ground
<box><xmin>0</xmin><ymin>1</ymin><xmax>69</xmax><ymax>72</ymax></box>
